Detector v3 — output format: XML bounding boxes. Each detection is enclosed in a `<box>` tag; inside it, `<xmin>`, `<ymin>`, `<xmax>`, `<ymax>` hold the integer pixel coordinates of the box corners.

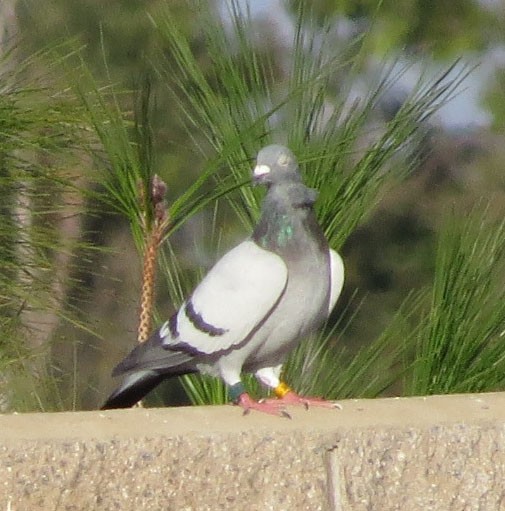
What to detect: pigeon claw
<box><xmin>236</xmin><ymin>392</ymin><xmax>290</xmax><ymax>418</ymax></box>
<box><xmin>268</xmin><ymin>391</ymin><xmax>343</xmax><ymax>410</ymax></box>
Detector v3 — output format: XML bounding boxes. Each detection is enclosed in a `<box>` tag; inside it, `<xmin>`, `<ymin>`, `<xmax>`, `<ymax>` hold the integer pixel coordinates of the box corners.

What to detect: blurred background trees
<box><xmin>1</xmin><ymin>0</ymin><xmax>504</xmax><ymax>411</ymax></box>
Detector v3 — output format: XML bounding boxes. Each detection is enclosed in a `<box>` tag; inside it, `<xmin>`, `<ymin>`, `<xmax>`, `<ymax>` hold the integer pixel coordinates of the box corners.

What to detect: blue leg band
<box><xmin>228</xmin><ymin>382</ymin><xmax>246</xmax><ymax>403</ymax></box>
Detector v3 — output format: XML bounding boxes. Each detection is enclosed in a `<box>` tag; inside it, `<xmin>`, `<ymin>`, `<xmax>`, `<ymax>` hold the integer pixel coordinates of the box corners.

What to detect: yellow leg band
<box><xmin>274</xmin><ymin>381</ymin><xmax>292</xmax><ymax>398</ymax></box>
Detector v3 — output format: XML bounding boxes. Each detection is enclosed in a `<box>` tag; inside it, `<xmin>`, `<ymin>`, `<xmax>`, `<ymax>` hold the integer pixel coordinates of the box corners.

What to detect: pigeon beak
<box><xmin>253</xmin><ymin>164</ymin><xmax>271</xmax><ymax>183</ymax></box>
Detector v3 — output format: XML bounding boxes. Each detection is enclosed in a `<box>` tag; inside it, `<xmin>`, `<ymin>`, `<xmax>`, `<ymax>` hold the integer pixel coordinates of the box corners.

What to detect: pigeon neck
<box><xmin>252</xmin><ymin>182</ymin><xmax>318</xmax><ymax>252</ymax></box>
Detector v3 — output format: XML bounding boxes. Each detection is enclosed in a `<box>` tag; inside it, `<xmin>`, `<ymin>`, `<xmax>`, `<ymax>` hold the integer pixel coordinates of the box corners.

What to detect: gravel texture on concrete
<box><xmin>1</xmin><ymin>392</ymin><xmax>505</xmax><ymax>510</ymax></box>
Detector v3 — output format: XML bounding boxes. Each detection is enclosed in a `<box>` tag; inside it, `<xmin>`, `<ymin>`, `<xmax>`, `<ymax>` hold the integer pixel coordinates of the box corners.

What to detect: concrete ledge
<box><xmin>1</xmin><ymin>392</ymin><xmax>505</xmax><ymax>510</ymax></box>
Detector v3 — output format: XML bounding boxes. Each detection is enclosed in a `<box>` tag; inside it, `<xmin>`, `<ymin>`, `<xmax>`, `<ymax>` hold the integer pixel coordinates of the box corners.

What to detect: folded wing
<box><xmin>162</xmin><ymin>240</ymin><xmax>289</xmax><ymax>355</ymax></box>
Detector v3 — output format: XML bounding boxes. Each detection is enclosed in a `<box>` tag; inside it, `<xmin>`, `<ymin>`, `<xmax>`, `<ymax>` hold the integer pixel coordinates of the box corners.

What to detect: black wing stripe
<box><xmin>184</xmin><ymin>300</ymin><xmax>228</xmax><ymax>337</ymax></box>
<box><xmin>168</xmin><ymin>313</ymin><xmax>179</xmax><ymax>338</ymax></box>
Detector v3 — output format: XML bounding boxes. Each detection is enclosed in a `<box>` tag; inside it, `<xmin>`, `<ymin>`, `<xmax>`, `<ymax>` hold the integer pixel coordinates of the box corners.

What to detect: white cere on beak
<box><xmin>253</xmin><ymin>164</ymin><xmax>271</xmax><ymax>177</ymax></box>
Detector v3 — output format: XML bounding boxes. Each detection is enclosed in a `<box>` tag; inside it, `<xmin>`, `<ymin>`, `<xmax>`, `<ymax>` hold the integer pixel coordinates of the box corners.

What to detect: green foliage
<box><xmin>146</xmin><ymin>1</ymin><xmax>470</xmax><ymax>404</ymax></box>
<box><xmin>4</xmin><ymin>0</ymin><xmax>505</xmax><ymax>413</ymax></box>
<box><xmin>407</xmin><ymin>206</ymin><xmax>505</xmax><ymax>395</ymax></box>
<box><xmin>65</xmin><ymin>58</ymin><xmax>153</xmax><ymax>248</ymax></box>
<box><xmin>156</xmin><ymin>2</ymin><xmax>468</xmax><ymax>250</ymax></box>
<box><xmin>0</xmin><ymin>46</ymin><xmax>98</xmax><ymax>411</ymax></box>
<box><xmin>0</xmin><ymin>48</ymin><xmax>81</xmax><ymax>322</ymax></box>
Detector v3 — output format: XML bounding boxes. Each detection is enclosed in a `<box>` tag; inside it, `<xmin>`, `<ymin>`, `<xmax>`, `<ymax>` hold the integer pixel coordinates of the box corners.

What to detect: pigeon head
<box><xmin>253</xmin><ymin>145</ymin><xmax>302</xmax><ymax>186</ymax></box>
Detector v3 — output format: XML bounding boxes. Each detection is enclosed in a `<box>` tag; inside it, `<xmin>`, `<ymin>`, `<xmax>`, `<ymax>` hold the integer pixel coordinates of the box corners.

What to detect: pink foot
<box><xmin>265</xmin><ymin>391</ymin><xmax>342</xmax><ymax>410</ymax></box>
<box><xmin>236</xmin><ymin>392</ymin><xmax>291</xmax><ymax>418</ymax></box>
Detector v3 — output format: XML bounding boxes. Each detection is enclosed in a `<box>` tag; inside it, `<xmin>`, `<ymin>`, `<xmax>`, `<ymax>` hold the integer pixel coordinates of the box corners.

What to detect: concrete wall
<box><xmin>1</xmin><ymin>392</ymin><xmax>505</xmax><ymax>510</ymax></box>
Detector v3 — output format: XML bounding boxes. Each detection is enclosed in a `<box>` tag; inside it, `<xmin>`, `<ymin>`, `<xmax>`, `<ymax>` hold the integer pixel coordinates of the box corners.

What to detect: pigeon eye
<box><xmin>278</xmin><ymin>154</ymin><xmax>290</xmax><ymax>167</ymax></box>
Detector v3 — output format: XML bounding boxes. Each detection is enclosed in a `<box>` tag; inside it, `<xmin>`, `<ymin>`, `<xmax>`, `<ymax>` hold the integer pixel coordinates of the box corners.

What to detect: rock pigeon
<box><xmin>101</xmin><ymin>145</ymin><xmax>344</xmax><ymax>415</ymax></box>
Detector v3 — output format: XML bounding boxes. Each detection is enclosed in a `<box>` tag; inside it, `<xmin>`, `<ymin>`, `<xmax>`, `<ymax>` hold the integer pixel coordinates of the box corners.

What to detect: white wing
<box><xmin>163</xmin><ymin>240</ymin><xmax>288</xmax><ymax>355</ymax></box>
<box><xmin>328</xmin><ymin>249</ymin><xmax>344</xmax><ymax>315</ymax></box>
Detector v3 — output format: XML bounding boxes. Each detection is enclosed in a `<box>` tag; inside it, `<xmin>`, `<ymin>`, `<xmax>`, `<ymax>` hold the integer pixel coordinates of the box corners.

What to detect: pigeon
<box><xmin>101</xmin><ymin>144</ymin><xmax>344</xmax><ymax>415</ymax></box>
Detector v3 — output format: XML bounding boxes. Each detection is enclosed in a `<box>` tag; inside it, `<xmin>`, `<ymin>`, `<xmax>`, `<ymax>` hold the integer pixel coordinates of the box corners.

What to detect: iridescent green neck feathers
<box><xmin>252</xmin><ymin>182</ymin><xmax>318</xmax><ymax>251</ymax></box>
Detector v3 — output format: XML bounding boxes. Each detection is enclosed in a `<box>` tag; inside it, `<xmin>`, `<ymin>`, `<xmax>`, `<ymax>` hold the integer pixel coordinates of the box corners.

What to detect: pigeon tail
<box><xmin>101</xmin><ymin>365</ymin><xmax>198</xmax><ymax>409</ymax></box>
<box><xmin>112</xmin><ymin>321</ymin><xmax>195</xmax><ymax>376</ymax></box>
<box><xmin>101</xmin><ymin>370</ymin><xmax>166</xmax><ymax>409</ymax></box>
<box><xmin>101</xmin><ymin>322</ymin><xmax>197</xmax><ymax>409</ymax></box>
